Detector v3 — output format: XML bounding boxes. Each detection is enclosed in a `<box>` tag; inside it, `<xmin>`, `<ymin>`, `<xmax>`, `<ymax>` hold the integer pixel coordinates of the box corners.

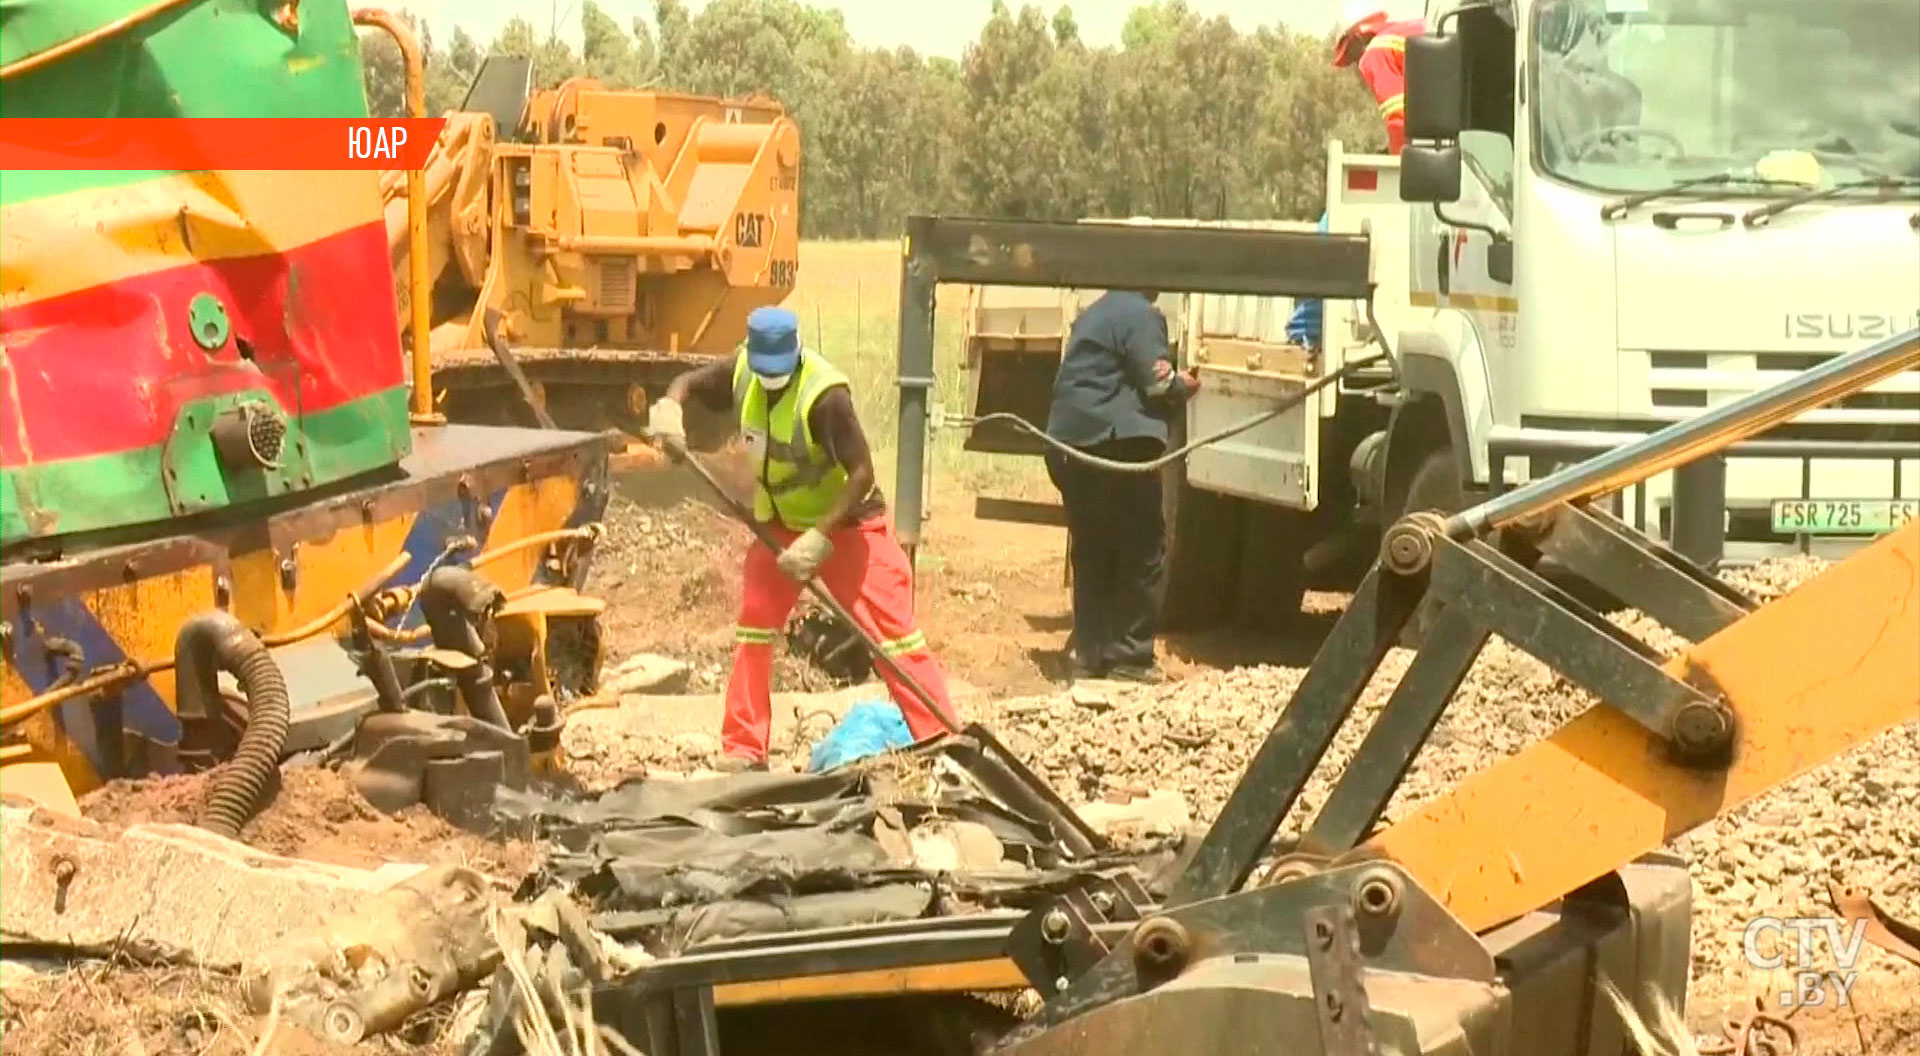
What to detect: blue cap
<box><xmin>745</xmin><ymin>306</ymin><xmax>801</xmax><ymax>375</ymax></box>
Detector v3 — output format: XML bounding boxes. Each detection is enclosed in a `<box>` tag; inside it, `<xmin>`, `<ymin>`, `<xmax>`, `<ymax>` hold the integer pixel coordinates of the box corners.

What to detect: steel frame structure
<box><xmin>889</xmin><ymin>215</ymin><xmax>1374</xmax><ymax>550</ymax></box>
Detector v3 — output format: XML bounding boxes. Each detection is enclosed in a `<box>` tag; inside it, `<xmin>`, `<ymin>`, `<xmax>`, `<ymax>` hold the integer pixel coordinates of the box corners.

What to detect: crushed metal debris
<box><xmin>495</xmin><ymin>745</ymin><xmax>1180</xmax><ymax>957</ymax></box>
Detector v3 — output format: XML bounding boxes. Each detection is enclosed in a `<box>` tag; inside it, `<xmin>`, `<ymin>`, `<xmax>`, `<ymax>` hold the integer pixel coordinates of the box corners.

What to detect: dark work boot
<box><xmin>1069</xmin><ymin>657</ymin><xmax>1107</xmax><ymax>682</ymax></box>
<box><xmin>713</xmin><ymin>754</ymin><xmax>768</xmax><ymax>774</ymax></box>
<box><xmin>1066</xmin><ymin>641</ymin><xmax>1106</xmax><ymax>682</ymax></box>
<box><xmin>1106</xmin><ymin>663</ymin><xmax>1168</xmax><ymax>686</ymax></box>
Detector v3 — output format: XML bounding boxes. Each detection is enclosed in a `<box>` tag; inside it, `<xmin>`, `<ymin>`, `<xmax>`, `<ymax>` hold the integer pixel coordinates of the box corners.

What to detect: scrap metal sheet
<box><xmin>497</xmin><ymin>750</ymin><xmax>1159</xmax><ymax>955</ymax></box>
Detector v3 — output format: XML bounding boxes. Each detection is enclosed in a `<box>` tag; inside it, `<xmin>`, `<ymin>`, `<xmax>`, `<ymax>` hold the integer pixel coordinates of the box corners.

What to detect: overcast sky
<box><xmin>392</xmin><ymin>0</ymin><xmax>1424</xmax><ymax>55</ymax></box>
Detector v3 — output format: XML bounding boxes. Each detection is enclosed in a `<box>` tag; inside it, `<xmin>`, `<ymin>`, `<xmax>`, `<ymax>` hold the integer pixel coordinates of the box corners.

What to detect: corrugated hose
<box><xmin>175</xmin><ymin>611</ymin><xmax>292</xmax><ymax>839</ymax></box>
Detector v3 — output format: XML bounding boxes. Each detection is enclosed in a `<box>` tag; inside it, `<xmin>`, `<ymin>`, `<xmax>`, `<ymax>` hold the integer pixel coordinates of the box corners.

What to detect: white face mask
<box><xmin>757</xmin><ymin>372</ymin><xmax>793</xmax><ymax>392</ymax></box>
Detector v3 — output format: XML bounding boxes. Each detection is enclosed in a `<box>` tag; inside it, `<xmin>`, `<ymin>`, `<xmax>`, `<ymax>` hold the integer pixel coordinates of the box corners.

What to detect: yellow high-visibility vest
<box><xmin>731</xmin><ymin>350</ymin><xmax>852</xmax><ymax>530</ymax></box>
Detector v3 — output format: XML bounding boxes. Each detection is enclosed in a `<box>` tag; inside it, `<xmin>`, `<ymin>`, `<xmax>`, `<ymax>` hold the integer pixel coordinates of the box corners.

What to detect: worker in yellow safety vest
<box><xmin>649</xmin><ymin>307</ymin><xmax>956</xmax><ymax>771</ymax></box>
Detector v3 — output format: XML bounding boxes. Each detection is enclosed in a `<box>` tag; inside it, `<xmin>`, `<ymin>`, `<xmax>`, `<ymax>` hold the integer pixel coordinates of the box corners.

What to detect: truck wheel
<box><xmin>1230</xmin><ymin>499</ymin><xmax>1310</xmax><ymax>632</ymax></box>
<box><xmin>1400</xmin><ymin>447</ymin><xmax>1469</xmax><ymax>524</ymax></box>
<box><xmin>1159</xmin><ymin>466</ymin><xmax>1241</xmax><ymax>631</ymax></box>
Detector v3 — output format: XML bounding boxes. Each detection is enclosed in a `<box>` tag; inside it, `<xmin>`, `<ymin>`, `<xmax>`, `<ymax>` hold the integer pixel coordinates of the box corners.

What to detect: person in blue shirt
<box><xmin>1285</xmin><ymin>212</ymin><xmax>1331</xmax><ymax>349</ymax></box>
<box><xmin>1044</xmin><ymin>289</ymin><xmax>1201</xmax><ymax>684</ymax></box>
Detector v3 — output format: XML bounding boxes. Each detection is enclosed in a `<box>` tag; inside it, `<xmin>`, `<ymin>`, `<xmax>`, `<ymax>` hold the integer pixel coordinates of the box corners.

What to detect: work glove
<box><xmin>648</xmin><ymin>398</ymin><xmax>687</xmax><ymax>457</ymax></box>
<box><xmin>776</xmin><ymin>528</ymin><xmax>834</xmax><ymax>583</ymax></box>
<box><xmin>1146</xmin><ymin>358</ymin><xmax>1176</xmax><ymax>397</ymax></box>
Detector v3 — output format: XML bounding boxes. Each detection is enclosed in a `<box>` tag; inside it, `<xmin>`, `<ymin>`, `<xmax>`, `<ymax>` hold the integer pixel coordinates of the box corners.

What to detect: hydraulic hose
<box><xmin>951</xmin><ymin>353</ymin><xmax>1389</xmax><ymax>473</ymax></box>
<box><xmin>417</xmin><ymin>566</ymin><xmax>512</xmax><ymax>729</ymax></box>
<box><xmin>176</xmin><ymin>611</ymin><xmax>291</xmax><ymax>840</ymax></box>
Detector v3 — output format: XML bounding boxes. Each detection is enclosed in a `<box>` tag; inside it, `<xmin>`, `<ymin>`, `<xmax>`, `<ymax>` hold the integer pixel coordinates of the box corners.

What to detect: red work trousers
<box><xmin>723</xmin><ymin>512</ymin><xmax>954</xmax><ymax>761</ymax></box>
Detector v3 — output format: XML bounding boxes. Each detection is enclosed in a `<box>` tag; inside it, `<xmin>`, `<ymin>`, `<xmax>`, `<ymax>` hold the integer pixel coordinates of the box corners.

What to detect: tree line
<box><xmin>360</xmin><ymin>0</ymin><xmax>1384</xmax><ymax>239</ymax></box>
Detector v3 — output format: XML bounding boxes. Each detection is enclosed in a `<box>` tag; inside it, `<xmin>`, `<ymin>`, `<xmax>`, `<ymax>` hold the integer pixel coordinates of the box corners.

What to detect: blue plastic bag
<box><xmin>808</xmin><ymin>698</ymin><xmax>915</xmax><ymax>772</ymax></box>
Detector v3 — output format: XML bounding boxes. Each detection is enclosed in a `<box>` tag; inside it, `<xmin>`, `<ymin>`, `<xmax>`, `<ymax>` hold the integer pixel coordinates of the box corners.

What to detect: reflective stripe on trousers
<box><xmin>722</xmin><ymin>513</ymin><xmax>954</xmax><ymax>761</ymax></box>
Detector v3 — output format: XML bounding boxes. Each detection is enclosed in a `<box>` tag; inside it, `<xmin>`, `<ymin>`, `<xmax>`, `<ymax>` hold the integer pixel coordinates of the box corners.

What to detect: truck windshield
<box><xmin>1531</xmin><ymin>0</ymin><xmax>1920</xmax><ymax>193</ymax></box>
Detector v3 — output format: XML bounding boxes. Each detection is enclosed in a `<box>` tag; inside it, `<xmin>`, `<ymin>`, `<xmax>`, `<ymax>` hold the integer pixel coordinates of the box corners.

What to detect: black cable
<box><xmin>948</xmin><ymin>353</ymin><xmax>1389</xmax><ymax>473</ymax></box>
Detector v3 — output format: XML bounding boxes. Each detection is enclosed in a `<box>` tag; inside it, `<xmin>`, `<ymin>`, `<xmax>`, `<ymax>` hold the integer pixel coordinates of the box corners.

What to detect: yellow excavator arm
<box><xmin>1365</xmin><ymin>518</ymin><xmax>1919</xmax><ymax>933</ymax></box>
<box><xmin>379</xmin><ymin>110</ymin><xmax>495</xmax><ymax>351</ymax></box>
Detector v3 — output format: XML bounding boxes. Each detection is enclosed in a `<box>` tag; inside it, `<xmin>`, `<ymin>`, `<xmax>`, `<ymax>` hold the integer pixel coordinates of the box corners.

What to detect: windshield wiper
<box><xmin>1743</xmin><ymin>176</ymin><xmax>1920</xmax><ymax>227</ymax></box>
<box><xmin>1599</xmin><ymin>173</ymin><xmax>1804</xmax><ymax>221</ymax></box>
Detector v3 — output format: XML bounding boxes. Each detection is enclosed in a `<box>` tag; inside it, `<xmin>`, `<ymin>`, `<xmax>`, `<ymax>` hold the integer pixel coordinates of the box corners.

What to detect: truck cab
<box><xmin>1394</xmin><ymin>0</ymin><xmax>1919</xmax><ymax>561</ymax></box>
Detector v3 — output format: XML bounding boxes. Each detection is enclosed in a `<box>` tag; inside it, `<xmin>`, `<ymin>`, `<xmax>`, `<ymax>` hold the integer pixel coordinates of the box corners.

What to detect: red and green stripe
<box><xmin>1</xmin><ymin>221</ymin><xmax>403</xmax><ymax>463</ymax></box>
<box><xmin>1</xmin><ymin>0</ymin><xmax>413</xmax><ymax>547</ymax></box>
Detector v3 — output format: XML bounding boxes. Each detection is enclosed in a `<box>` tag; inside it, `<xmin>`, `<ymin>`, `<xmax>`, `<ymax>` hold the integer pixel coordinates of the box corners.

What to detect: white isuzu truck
<box><xmin>957</xmin><ymin>0</ymin><xmax>1918</xmax><ymax>630</ymax></box>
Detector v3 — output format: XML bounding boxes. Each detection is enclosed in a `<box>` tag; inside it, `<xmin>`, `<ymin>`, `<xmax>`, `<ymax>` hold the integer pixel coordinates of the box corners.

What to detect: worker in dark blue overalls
<box><xmin>1044</xmin><ymin>290</ymin><xmax>1201</xmax><ymax>684</ymax></box>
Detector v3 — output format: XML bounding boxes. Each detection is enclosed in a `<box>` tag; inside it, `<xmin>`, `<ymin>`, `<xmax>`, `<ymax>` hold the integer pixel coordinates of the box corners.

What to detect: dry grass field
<box><xmin>783</xmin><ymin>240</ymin><xmax>1050</xmax><ymax>501</ymax></box>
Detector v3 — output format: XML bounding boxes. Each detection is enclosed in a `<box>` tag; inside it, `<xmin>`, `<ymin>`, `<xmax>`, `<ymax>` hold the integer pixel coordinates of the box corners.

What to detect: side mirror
<box><xmin>1406</xmin><ymin>35</ymin><xmax>1465</xmax><ymax>141</ymax></box>
<box><xmin>1401</xmin><ymin>144</ymin><xmax>1462</xmax><ymax>203</ymax></box>
<box><xmin>1487</xmin><ymin>239</ymin><xmax>1514</xmax><ymax>284</ymax></box>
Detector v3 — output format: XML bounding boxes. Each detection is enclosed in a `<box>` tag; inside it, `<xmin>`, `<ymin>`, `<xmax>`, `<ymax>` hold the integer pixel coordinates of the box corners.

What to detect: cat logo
<box><xmin>735</xmin><ymin>213</ymin><xmax>767</xmax><ymax>248</ymax></box>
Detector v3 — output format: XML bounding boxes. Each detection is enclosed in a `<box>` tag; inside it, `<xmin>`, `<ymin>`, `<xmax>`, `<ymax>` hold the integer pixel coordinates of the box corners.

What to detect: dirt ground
<box><xmin>1683</xmin><ymin>980</ymin><xmax>1920</xmax><ymax>1056</ymax></box>
<box><xmin>76</xmin><ymin>766</ymin><xmax>534</xmax><ymax>880</ymax></box>
<box><xmin>7</xmin><ymin>769</ymin><xmax>523</xmax><ymax>1055</ymax></box>
<box><xmin>0</xmin><ymin>963</ymin><xmax>468</xmax><ymax>1056</ymax></box>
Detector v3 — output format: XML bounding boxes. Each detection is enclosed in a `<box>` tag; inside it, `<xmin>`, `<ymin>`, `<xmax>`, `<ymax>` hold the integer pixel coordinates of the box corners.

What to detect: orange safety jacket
<box><xmin>1357</xmin><ymin>19</ymin><xmax>1427</xmax><ymax>154</ymax></box>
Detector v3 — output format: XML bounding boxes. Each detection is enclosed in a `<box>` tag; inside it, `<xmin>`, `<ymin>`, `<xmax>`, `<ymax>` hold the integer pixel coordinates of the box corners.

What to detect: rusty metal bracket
<box><xmin>1007</xmin><ymin>861</ymin><xmax>1494</xmax><ymax>1044</ymax></box>
<box><xmin>1006</xmin><ymin>869</ymin><xmax>1155</xmax><ymax>997</ymax></box>
<box><xmin>482</xmin><ymin>308</ymin><xmax>558</xmax><ymax>430</ymax></box>
<box><xmin>1008</xmin><ymin>888</ymin><xmax>1115</xmax><ymax>998</ymax></box>
<box><xmin>1426</xmin><ymin>536</ymin><xmax>1734</xmax><ymax>764</ymax></box>
<box><xmin>1080</xmin><ymin>871</ymin><xmax>1152</xmax><ymax>922</ymax></box>
<box><xmin>1830</xmin><ymin>880</ymin><xmax>1920</xmax><ymax>966</ymax></box>
<box><xmin>1531</xmin><ymin>502</ymin><xmax>1754</xmax><ymax>641</ymax></box>
<box><xmin>1303</xmin><ymin>903</ymin><xmax>1378</xmax><ymax>1056</ymax></box>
